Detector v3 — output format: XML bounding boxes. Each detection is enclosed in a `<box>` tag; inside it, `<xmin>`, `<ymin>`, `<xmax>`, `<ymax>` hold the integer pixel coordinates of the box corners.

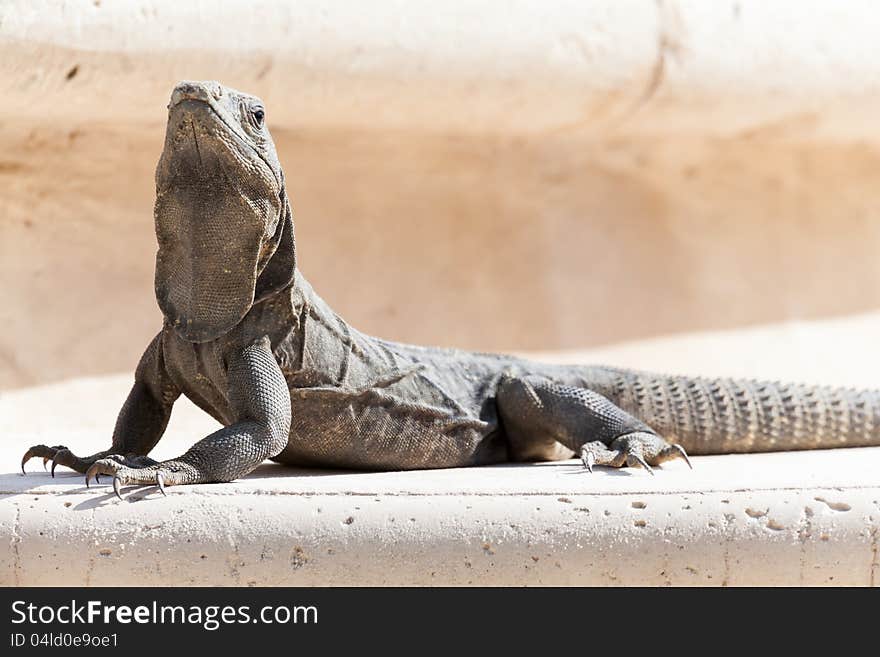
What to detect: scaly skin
<box><xmin>21</xmin><ymin>80</ymin><xmax>880</xmax><ymax>497</ymax></box>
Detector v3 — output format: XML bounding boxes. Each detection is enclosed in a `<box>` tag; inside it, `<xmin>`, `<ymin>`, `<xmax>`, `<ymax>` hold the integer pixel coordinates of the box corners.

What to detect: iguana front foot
<box><xmin>580</xmin><ymin>432</ymin><xmax>692</xmax><ymax>474</ymax></box>
<box><xmin>85</xmin><ymin>459</ymin><xmax>199</xmax><ymax>499</ymax></box>
<box><xmin>82</xmin><ymin>454</ymin><xmax>160</xmax><ymax>488</ymax></box>
<box><xmin>20</xmin><ymin>444</ymin><xmax>114</xmax><ymax>476</ymax></box>
<box><xmin>21</xmin><ymin>444</ymin><xmax>157</xmax><ymax>480</ymax></box>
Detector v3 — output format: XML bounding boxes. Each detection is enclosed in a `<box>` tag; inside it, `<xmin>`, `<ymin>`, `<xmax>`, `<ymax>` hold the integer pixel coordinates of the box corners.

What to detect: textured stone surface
<box><xmin>4</xmin><ymin>441</ymin><xmax>879</xmax><ymax>586</ymax></box>
<box><xmin>4</xmin><ymin>0</ymin><xmax>880</xmax><ymax>139</ymax></box>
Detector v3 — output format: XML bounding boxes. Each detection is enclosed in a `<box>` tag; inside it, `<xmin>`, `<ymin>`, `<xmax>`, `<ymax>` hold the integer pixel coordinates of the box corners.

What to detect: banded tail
<box><xmin>593</xmin><ymin>367</ymin><xmax>880</xmax><ymax>455</ymax></box>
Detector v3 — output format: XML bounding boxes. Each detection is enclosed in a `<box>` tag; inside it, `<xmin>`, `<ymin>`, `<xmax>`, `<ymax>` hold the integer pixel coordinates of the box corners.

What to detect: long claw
<box><xmin>581</xmin><ymin>450</ymin><xmax>595</xmax><ymax>473</ymax></box>
<box><xmin>85</xmin><ymin>468</ymin><xmax>101</xmax><ymax>488</ymax></box>
<box><xmin>42</xmin><ymin>457</ymin><xmax>50</xmax><ymax>471</ymax></box>
<box><xmin>112</xmin><ymin>475</ymin><xmax>123</xmax><ymax>501</ymax></box>
<box><xmin>672</xmin><ymin>444</ymin><xmax>693</xmax><ymax>470</ymax></box>
<box><xmin>21</xmin><ymin>453</ymin><xmax>30</xmax><ymax>475</ymax></box>
<box><xmin>156</xmin><ymin>472</ymin><xmax>167</xmax><ymax>497</ymax></box>
<box><xmin>629</xmin><ymin>452</ymin><xmax>655</xmax><ymax>476</ymax></box>
<box><xmin>50</xmin><ymin>454</ymin><xmax>60</xmax><ymax>478</ymax></box>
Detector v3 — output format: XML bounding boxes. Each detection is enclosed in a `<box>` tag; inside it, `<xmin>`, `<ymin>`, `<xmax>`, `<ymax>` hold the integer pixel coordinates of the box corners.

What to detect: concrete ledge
<box><xmin>3</xmin><ymin>449</ymin><xmax>880</xmax><ymax>586</ymax></box>
<box><xmin>4</xmin><ymin>0</ymin><xmax>880</xmax><ymax>140</ymax></box>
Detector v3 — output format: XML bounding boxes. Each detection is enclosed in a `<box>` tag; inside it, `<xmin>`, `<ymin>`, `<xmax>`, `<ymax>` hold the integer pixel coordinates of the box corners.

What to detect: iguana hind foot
<box><xmin>580</xmin><ymin>433</ymin><xmax>692</xmax><ymax>475</ymax></box>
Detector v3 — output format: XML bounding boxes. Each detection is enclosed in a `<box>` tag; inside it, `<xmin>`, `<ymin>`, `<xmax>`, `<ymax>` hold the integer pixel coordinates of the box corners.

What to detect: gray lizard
<box><xmin>21</xmin><ymin>81</ymin><xmax>880</xmax><ymax>496</ymax></box>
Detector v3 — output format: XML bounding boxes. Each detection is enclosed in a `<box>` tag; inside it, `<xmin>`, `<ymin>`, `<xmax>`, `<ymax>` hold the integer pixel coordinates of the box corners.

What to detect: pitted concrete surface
<box><xmin>3</xmin><ymin>444</ymin><xmax>880</xmax><ymax>586</ymax></box>
<box><xmin>3</xmin><ymin>319</ymin><xmax>880</xmax><ymax>586</ymax></box>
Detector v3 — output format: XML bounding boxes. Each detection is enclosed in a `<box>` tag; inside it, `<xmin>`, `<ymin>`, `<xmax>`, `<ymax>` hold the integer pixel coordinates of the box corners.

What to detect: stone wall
<box><xmin>3</xmin><ymin>0</ymin><xmax>880</xmax><ymax>387</ymax></box>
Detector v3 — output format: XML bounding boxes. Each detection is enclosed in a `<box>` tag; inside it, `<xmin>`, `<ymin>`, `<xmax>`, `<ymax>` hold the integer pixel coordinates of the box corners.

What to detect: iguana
<box><xmin>21</xmin><ymin>81</ymin><xmax>880</xmax><ymax>498</ymax></box>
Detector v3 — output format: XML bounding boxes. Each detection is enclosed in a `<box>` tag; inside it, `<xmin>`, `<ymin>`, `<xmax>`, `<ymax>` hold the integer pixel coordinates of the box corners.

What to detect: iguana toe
<box><xmin>112</xmin><ymin>474</ymin><xmax>124</xmax><ymax>501</ymax></box>
<box><xmin>21</xmin><ymin>444</ymin><xmax>69</xmax><ymax>474</ymax></box>
<box><xmin>670</xmin><ymin>444</ymin><xmax>693</xmax><ymax>469</ymax></box>
<box><xmin>625</xmin><ymin>448</ymin><xmax>655</xmax><ymax>475</ymax></box>
<box><xmin>50</xmin><ymin>448</ymin><xmax>74</xmax><ymax>477</ymax></box>
<box><xmin>85</xmin><ymin>458</ymin><xmax>120</xmax><ymax>487</ymax></box>
<box><xmin>580</xmin><ymin>449</ymin><xmax>595</xmax><ymax>473</ymax></box>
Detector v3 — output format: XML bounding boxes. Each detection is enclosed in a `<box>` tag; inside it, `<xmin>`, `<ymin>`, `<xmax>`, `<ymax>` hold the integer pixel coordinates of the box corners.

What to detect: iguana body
<box><xmin>22</xmin><ymin>81</ymin><xmax>880</xmax><ymax>493</ymax></box>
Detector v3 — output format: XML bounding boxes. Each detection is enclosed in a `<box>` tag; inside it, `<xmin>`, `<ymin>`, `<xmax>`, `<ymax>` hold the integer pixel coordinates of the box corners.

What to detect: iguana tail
<box><xmin>585</xmin><ymin>367</ymin><xmax>880</xmax><ymax>455</ymax></box>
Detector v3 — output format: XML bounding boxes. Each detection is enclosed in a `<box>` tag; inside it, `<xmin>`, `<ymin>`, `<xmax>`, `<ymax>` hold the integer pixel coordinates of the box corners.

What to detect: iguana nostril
<box><xmin>169</xmin><ymin>81</ymin><xmax>216</xmax><ymax>108</ymax></box>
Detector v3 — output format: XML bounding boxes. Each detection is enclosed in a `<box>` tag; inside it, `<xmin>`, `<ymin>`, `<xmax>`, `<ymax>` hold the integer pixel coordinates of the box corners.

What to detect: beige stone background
<box><xmin>3</xmin><ymin>0</ymin><xmax>880</xmax><ymax>390</ymax></box>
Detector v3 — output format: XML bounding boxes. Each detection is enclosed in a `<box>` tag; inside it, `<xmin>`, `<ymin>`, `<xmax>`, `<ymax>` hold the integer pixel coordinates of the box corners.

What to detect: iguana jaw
<box><xmin>153</xmin><ymin>81</ymin><xmax>288</xmax><ymax>344</ymax></box>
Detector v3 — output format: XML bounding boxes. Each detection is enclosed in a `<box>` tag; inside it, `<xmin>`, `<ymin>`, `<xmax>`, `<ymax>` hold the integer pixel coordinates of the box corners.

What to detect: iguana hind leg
<box><xmin>497</xmin><ymin>375</ymin><xmax>690</xmax><ymax>473</ymax></box>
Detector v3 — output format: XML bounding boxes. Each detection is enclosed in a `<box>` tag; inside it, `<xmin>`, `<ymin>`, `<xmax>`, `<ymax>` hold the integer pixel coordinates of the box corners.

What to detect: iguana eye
<box><xmin>252</xmin><ymin>106</ymin><xmax>265</xmax><ymax>128</ymax></box>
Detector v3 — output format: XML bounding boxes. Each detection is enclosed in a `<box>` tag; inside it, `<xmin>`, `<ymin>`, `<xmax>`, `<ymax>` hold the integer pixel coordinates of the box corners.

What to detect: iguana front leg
<box><xmin>21</xmin><ymin>334</ymin><xmax>179</xmax><ymax>478</ymax></box>
<box><xmin>86</xmin><ymin>336</ymin><xmax>291</xmax><ymax>497</ymax></box>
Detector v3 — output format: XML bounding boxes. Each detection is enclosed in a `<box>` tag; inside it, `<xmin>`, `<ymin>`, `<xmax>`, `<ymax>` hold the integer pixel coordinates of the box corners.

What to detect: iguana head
<box><xmin>154</xmin><ymin>80</ymin><xmax>296</xmax><ymax>343</ymax></box>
